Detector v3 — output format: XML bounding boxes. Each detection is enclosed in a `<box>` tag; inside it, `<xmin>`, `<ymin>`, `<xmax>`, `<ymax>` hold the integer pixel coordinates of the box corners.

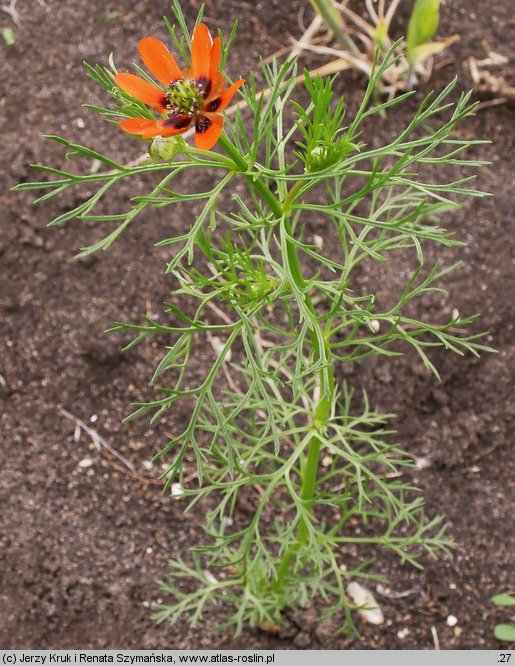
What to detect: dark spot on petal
<box><xmin>206</xmin><ymin>98</ymin><xmax>222</xmax><ymax>112</ymax></box>
<box><xmin>163</xmin><ymin>113</ymin><xmax>192</xmax><ymax>130</ymax></box>
<box><xmin>196</xmin><ymin>77</ymin><xmax>211</xmax><ymax>98</ymax></box>
<box><xmin>195</xmin><ymin>115</ymin><xmax>213</xmax><ymax>135</ymax></box>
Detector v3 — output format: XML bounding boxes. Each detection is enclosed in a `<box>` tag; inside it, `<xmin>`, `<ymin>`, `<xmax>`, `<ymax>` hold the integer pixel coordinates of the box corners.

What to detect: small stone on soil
<box><xmin>347</xmin><ymin>581</ymin><xmax>384</xmax><ymax>625</ymax></box>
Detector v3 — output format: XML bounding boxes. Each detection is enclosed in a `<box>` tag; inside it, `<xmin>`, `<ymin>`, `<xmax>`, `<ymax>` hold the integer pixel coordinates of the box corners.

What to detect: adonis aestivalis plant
<box><xmin>17</xmin><ymin>1</ymin><xmax>492</xmax><ymax>636</ymax></box>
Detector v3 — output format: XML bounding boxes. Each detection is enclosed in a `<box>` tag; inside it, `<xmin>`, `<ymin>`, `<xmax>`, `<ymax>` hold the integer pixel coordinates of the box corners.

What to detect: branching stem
<box><xmin>218</xmin><ymin>132</ymin><xmax>336</xmax><ymax>601</ymax></box>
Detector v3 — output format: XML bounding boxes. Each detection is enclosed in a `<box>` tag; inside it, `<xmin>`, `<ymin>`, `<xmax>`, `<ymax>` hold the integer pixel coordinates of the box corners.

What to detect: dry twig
<box><xmin>59</xmin><ymin>406</ymin><xmax>137</xmax><ymax>473</ymax></box>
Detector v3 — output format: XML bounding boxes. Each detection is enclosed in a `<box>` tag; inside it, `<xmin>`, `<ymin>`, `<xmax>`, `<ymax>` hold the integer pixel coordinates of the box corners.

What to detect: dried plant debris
<box><xmin>468</xmin><ymin>46</ymin><xmax>515</xmax><ymax>106</ymax></box>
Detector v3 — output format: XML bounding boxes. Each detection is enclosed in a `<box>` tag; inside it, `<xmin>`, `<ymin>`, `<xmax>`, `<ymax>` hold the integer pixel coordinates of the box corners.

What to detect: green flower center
<box><xmin>167</xmin><ymin>79</ymin><xmax>204</xmax><ymax>115</ymax></box>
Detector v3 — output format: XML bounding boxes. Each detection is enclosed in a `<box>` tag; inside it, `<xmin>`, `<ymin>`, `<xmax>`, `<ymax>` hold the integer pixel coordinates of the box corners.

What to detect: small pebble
<box><xmin>415</xmin><ymin>456</ymin><xmax>431</xmax><ymax>469</ymax></box>
<box><xmin>347</xmin><ymin>582</ymin><xmax>384</xmax><ymax>625</ymax></box>
<box><xmin>397</xmin><ymin>627</ymin><xmax>410</xmax><ymax>640</ymax></box>
<box><xmin>78</xmin><ymin>457</ymin><xmax>94</xmax><ymax>468</ymax></box>
<box><xmin>210</xmin><ymin>336</ymin><xmax>232</xmax><ymax>362</ymax></box>
<box><xmin>90</xmin><ymin>414</ymin><xmax>98</xmax><ymax>423</ymax></box>
<box><xmin>446</xmin><ymin>614</ymin><xmax>458</xmax><ymax>627</ymax></box>
<box><xmin>171</xmin><ymin>483</ymin><xmax>184</xmax><ymax>497</ymax></box>
<box><xmin>203</xmin><ymin>570</ymin><xmax>217</xmax><ymax>584</ymax></box>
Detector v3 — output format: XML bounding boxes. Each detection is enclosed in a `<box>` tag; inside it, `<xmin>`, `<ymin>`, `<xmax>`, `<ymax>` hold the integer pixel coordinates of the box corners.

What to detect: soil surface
<box><xmin>1</xmin><ymin>0</ymin><xmax>513</xmax><ymax>651</ymax></box>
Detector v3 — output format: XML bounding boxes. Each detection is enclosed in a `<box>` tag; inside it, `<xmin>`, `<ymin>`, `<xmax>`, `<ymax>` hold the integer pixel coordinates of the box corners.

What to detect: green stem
<box><xmin>183</xmin><ymin>145</ymin><xmax>237</xmax><ymax>170</ymax></box>
<box><xmin>218</xmin><ymin>131</ymin><xmax>336</xmax><ymax>599</ymax></box>
<box><xmin>217</xmin><ymin>133</ymin><xmax>283</xmax><ymax>217</ymax></box>
<box><xmin>309</xmin><ymin>0</ymin><xmax>359</xmax><ymax>55</ymax></box>
<box><xmin>272</xmin><ymin>333</ymin><xmax>334</xmax><ymax>591</ymax></box>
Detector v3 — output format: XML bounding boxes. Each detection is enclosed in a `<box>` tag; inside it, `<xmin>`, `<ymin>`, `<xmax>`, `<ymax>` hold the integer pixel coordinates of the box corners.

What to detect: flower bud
<box><xmin>374</xmin><ymin>20</ymin><xmax>388</xmax><ymax>49</ymax></box>
<box><xmin>149</xmin><ymin>135</ymin><xmax>187</xmax><ymax>162</ymax></box>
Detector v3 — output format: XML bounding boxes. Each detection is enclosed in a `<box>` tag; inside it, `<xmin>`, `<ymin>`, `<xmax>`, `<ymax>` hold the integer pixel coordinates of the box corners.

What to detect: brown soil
<box><xmin>1</xmin><ymin>0</ymin><xmax>513</xmax><ymax>650</ymax></box>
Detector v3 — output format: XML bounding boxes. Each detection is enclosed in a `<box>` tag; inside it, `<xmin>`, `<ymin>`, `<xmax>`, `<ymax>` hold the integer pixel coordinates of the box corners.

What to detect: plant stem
<box><xmin>218</xmin><ymin>131</ymin><xmax>336</xmax><ymax>599</ymax></box>
<box><xmin>271</xmin><ymin>300</ymin><xmax>334</xmax><ymax>591</ymax></box>
<box><xmin>184</xmin><ymin>146</ymin><xmax>237</xmax><ymax>170</ymax></box>
<box><xmin>309</xmin><ymin>0</ymin><xmax>359</xmax><ymax>54</ymax></box>
<box><xmin>217</xmin><ymin>133</ymin><xmax>283</xmax><ymax>218</ymax></box>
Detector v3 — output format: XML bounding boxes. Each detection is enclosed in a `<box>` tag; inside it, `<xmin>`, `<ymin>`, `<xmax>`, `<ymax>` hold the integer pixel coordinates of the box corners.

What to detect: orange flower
<box><xmin>114</xmin><ymin>24</ymin><xmax>244</xmax><ymax>150</ymax></box>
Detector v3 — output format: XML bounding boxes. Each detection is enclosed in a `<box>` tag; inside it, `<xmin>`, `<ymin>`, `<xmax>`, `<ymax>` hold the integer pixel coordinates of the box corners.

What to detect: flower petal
<box><xmin>159</xmin><ymin>112</ymin><xmax>192</xmax><ymax>137</ymax></box>
<box><xmin>218</xmin><ymin>79</ymin><xmax>245</xmax><ymax>110</ymax></box>
<box><xmin>205</xmin><ymin>72</ymin><xmax>225</xmax><ymax>103</ymax></box>
<box><xmin>139</xmin><ymin>36</ymin><xmax>183</xmax><ymax>86</ymax></box>
<box><xmin>210</xmin><ymin>36</ymin><xmax>221</xmax><ymax>81</ymax></box>
<box><xmin>194</xmin><ymin>113</ymin><xmax>224</xmax><ymax>150</ymax></box>
<box><xmin>120</xmin><ymin>114</ymin><xmax>192</xmax><ymax>139</ymax></box>
<box><xmin>119</xmin><ymin>117</ymin><xmax>164</xmax><ymax>138</ymax></box>
<box><xmin>115</xmin><ymin>73</ymin><xmax>167</xmax><ymax>112</ymax></box>
<box><xmin>204</xmin><ymin>79</ymin><xmax>245</xmax><ymax>113</ymax></box>
<box><xmin>191</xmin><ymin>23</ymin><xmax>212</xmax><ymax>88</ymax></box>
